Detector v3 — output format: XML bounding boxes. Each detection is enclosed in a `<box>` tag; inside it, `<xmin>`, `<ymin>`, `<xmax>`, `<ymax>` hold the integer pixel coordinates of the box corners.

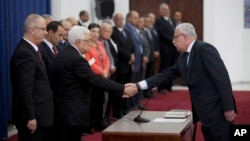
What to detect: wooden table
<box><xmin>102</xmin><ymin>110</ymin><xmax>193</xmax><ymax>141</ymax></box>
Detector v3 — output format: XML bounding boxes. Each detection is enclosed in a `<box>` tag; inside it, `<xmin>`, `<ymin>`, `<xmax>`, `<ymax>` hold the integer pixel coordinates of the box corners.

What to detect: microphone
<box><xmin>134</xmin><ymin>94</ymin><xmax>150</xmax><ymax>122</ymax></box>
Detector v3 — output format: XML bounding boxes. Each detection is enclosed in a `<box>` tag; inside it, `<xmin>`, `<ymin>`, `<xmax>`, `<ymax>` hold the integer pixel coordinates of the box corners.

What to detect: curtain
<box><xmin>0</xmin><ymin>0</ymin><xmax>51</xmax><ymax>140</ymax></box>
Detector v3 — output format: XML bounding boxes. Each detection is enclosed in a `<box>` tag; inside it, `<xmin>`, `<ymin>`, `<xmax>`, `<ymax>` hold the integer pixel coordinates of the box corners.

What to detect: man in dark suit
<box><xmin>128</xmin><ymin>23</ymin><xmax>237</xmax><ymax>141</ymax></box>
<box><xmin>111</xmin><ymin>12</ymin><xmax>135</xmax><ymax>116</ymax></box>
<box><xmin>78</xmin><ymin>10</ymin><xmax>89</xmax><ymax>27</ymax></box>
<box><xmin>10</xmin><ymin>14</ymin><xmax>54</xmax><ymax>141</ymax></box>
<box><xmin>154</xmin><ymin>3</ymin><xmax>177</xmax><ymax>92</ymax></box>
<box><xmin>39</xmin><ymin>21</ymin><xmax>64</xmax><ymax>79</ymax></box>
<box><xmin>56</xmin><ymin>19</ymin><xmax>73</xmax><ymax>52</ymax></box>
<box><xmin>52</xmin><ymin>26</ymin><xmax>137</xmax><ymax>141</ymax></box>
<box><xmin>99</xmin><ymin>21</ymin><xmax>120</xmax><ymax>121</ymax></box>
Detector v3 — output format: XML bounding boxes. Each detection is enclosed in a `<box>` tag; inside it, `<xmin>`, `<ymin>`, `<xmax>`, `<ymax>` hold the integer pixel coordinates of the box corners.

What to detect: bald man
<box><xmin>154</xmin><ymin>3</ymin><xmax>177</xmax><ymax>93</ymax></box>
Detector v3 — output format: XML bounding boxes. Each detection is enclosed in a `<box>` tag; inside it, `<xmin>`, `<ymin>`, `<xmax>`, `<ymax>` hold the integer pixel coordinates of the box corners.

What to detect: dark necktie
<box><xmin>37</xmin><ymin>49</ymin><xmax>43</xmax><ymax>61</ymax></box>
<box><xmin>121</xmin><ymin>30</ymin><xmax>127</xmax><ymax>39</ymax></box>
<box><xmin>168</xmin><ymin>19</ymin><xmax>174</xmax><ymax>30</ymax></box>
<box><xmin>37</xmin><ymin>49</ymin><xmax>45</xmax><ymax>66</ymax></box>
<box><xmin>185</xmin><ymin>52</ymin><xmax>190</xmax><ymax>66</ymax></box>
<box><xmin>52</xmin><ymin>46</ymin><xmax>58</xmax><ymax>56</ymax></box>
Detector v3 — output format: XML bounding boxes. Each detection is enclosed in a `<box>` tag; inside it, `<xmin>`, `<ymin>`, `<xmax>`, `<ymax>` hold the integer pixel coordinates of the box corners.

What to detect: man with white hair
<box><xmin>128</xmin><ymin>23</ymin><xmax>237</xmax><ymax>141</ymax></box>
<box><xmin>52</xmin><ymin>26</ymin><xmax>137</xmax><ymax>141</ymax></box>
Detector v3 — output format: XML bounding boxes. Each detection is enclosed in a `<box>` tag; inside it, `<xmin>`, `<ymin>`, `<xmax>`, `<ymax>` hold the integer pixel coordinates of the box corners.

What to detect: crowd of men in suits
<box><xmin>10</xmin><ymin>3</ymin><xmax>194</xmax><ymax>141</ymax></box>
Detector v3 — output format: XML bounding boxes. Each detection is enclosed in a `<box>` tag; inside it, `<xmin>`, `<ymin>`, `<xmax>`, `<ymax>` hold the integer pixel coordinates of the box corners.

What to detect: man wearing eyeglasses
<box><xmin>127</xmin><ymin>23</ymin><xmax>237</xmax><ymax>141</ymax></box>
<box><xmin>10</xmin><ymin>14</ymin><xmax>54</xmax><ymax>141</ymax></box>
<box><xmin>51</xmin><ymin>26</ymin><xmax>137</xmax><ymax>141</ymax></box>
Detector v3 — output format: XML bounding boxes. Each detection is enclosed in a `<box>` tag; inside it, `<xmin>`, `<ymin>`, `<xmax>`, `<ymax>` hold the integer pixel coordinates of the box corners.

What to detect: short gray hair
<box><xmin>24</xmin><ymin>14</ymin><xmax>43</xmax><ymax>33</ymax></box>
<box><xmin>68</xmin><ymin>26</ymin><xmax>90</xmax><ymax>45</ymax></box>
<box><xmin>159</xmin><ymin>3</ymin><xmax>168</xmax><ymax>11</ymax></box>
<box><xmin>176</xmin><ymin>23</ymin><xmax>197</xmax><ymax>37</ymax></box>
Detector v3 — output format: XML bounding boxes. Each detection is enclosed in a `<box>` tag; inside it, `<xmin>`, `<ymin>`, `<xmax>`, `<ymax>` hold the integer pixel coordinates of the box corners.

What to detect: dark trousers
<box><xmin>116</xmin><ymin>72</ymin><xmax>132</xmax><ymax>115</ymax></box>
<box><xmin>130</xmin><ymin>71</ymin><xmax>143</xmax><ymax>107</ymax></box>
<box><xmin>90</xmin><ymin>86</ymin><xmax>105</xmax><ymax>129</ymax></box>
<box><xmin>56</xmin><ymin>125</ymin><xmax>83</xmax><ymax>141</ymax></box>
<box><xmin>201</xmin><ymin>122</ymin><xmax>230</xmax><ymax>141</ymax></box>
<box><xmin>105</xmin><ymin>73</ymin><xmax>122</xmax><ymax>118</ymax></box>
<box><xmin>16</xmin><ymin>125</ymin><xmax>51</xmax><ymax>141</ymax></box>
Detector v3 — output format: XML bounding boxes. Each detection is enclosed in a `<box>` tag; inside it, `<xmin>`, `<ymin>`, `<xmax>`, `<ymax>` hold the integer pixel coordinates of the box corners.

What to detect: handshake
<box><xmin>122</xmin><ymin>83</ymin><xmax>139</xmax><ymax>98</ymax></box>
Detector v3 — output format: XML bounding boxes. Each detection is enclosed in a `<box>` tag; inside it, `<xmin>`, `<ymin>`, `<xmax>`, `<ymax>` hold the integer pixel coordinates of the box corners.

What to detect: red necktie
<box><xmin>52</xmin><ymin>46</ymin><xmax>58</xmax><ymax>55</ymax></box>
<box><xmin>37</xmin><ymin>49</ymin><xmax>43</xmax><ymax>61</ymax></box>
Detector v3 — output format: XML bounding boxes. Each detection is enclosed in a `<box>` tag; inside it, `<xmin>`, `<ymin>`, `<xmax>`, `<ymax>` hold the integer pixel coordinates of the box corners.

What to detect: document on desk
<box><xmin>153</xmin><ymin>118</ymin><xmax>187</xmax><ymax>123</ymax></box>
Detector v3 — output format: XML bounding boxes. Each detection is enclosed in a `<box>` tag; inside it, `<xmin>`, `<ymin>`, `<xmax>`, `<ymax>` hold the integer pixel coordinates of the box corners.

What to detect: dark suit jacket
<box><xmin>38</xmin><ymin>41</ymin><xmax>56</xmax><ymax>79</ymax></box>
<box><xmin>111</xmin><ymin>27</ymin><xmax>134</xmax><ymax>74</ymax></box>
<box><xmin>52</xmin><ymin>45</ymin><xmax>125</xmax><ymax>127</ymax></box>
<box><xmin>56</xmin><ymin>41</ymin><xmax>68</xmax><ymax>52</ymax></box>
<box><xmin>10</xmin><ymin>39</ymin><xmax>54</xmax><ymax>127</ymax></box>
<box><xmin>107</xmin><ymin>39</ymin><xmax>118</xmax><ymax>67</ymax></box>
<box><xmin>146</xmin><ymin>40</ymin><xmax>237</xmax><ymax>127</ymax></box>
<box><xmin>154</xmin><ymin>17</ymin><xmax>177</xmax><ymax>70</ymax></box>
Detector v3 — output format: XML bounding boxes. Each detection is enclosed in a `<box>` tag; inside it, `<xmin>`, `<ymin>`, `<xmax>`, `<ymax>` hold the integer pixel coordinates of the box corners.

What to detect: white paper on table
<box><xmin>153</xmin><ymin>118</ymin><xmax>187</xmax><ymax>123</ymax></box>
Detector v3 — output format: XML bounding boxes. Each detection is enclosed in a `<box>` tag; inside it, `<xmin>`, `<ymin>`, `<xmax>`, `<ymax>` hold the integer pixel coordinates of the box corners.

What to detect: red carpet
<box><xmin>6</xmin><ymin>90</ymin><xmax>250</xmax><ymax>141</ymax></box>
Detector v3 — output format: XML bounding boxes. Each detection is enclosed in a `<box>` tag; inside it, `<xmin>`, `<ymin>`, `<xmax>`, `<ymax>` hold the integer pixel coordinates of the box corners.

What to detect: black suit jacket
<box><xmin>146</xmin><ymin>40</ymin><xmax>237</xmax><ymax>127</ymax></box>
<box><xmin>107</xmin><ymin>39</ymin><xmax>119</xmax><ymax>67</ymax></box>
<box><xmin>10</xmin><ymin>39</ymin><xmax>54</xmax><ymax>127</ymax></box>
<box><xmin>154</xmin><ymin>17</ymin><xmax>177</xmax><ymax>70</ymax></box>
<box><xmin>111</xmin><ymin>27</ymin><xmax>134</xmax><ymax>74</ymax></box>
<box><xmin>38</xmin><ymin>41</ymin><xmax>56</xmax><ymax>79</ymax></box>
<box><xmin>52</xmin><ymin>45</ymin><xmax>124</xmax><ymax>127</ymax></box>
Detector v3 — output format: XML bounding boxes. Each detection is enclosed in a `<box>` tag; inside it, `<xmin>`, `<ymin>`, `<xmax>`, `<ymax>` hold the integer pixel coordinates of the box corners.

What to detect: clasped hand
<box><xmin>122</xmin><ymin>83</ymin><xmax>138</xmax><ymax>98</ymax></box>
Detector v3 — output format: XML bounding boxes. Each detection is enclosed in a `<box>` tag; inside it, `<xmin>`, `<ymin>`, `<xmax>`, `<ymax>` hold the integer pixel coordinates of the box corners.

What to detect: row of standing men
<box><xmin>10</xmin><ymin>3</ymin><xmax>180</xmax><ymax>141</ymax></box>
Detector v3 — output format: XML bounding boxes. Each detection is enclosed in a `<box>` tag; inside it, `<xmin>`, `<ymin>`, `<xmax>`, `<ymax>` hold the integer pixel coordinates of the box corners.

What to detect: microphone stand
<box><xmin>133</xmin><ymin>96</ymin><xmax>150</xmax><ymax>122</ymax></box>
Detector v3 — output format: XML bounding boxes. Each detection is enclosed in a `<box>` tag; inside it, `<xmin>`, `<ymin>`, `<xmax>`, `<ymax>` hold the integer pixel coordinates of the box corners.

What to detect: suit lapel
<box><xmin>42</xmin><ymin>42</ymin><xmax>55</xmax><ymax>59</ymax></box>
<box><xmin>186</xmin><ymin>42</ymin><xmax>197</xmax><ymax>83</ymax></box>
<box><xmin>160</xmin><ymin>17</ymin><xmax>174</xmax><ymax>32</ymax></box>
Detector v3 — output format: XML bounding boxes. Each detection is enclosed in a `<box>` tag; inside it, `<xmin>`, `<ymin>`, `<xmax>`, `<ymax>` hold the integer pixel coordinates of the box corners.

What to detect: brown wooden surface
<box><xmin>129</xmin><ymin>0</ymin><xmax>203</xmax><ymax>40</ymax></box>
<box><xmin>102</xmin><ymin>111</ymin><xmax>193</xmax><ymax>141</ymax></box>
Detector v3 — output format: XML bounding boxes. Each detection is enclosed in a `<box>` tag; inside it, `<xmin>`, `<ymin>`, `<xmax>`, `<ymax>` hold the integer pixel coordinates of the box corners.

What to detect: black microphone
<box><xmin>134</xmin><ymin>93</ymin><xmax>150</xmax><ymax>122</ymax></box>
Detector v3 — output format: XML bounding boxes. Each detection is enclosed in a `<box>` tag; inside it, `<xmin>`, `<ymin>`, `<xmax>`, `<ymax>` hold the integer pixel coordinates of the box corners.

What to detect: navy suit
<box><xmin>38</xmin><ymin>41</ymin><xmax>56</xmax><ymax>80</ymax></box>
<box><xmin>145</xmin><ymin>40</ymin><xmax>237</xmax><ymax>141</ymax></box>
<box><xmin>124</xmin><ymin>22</ymin><xmax>143</xmax><ymax>74</ymax></box>
<box><xmin>124</xmin><ymin>23</ymin><xmax>144</xmax><ymax>109</ymax></box>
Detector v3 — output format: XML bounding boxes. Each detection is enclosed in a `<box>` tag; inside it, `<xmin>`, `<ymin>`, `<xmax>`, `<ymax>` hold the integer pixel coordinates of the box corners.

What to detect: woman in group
<box><xmin>84</xmin><ymin>23</ymin><xmax>110</xmax><ymax>131</ymax></box>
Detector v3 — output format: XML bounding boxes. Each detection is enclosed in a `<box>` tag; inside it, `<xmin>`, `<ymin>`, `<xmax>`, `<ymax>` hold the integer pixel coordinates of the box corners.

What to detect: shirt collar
<box><xmin>117</xmin><ymin>27</ymin><xmax>123</xmax><ymax>32</ymax></box>
<box><xmin>23</xmin><ymin>37</ymin><xmax>38</xmax><ymax>51</ymax></box>
<box><xmin>71</xmin><ymin>44</ymin><xmax>82</xmax><ymax>55</ymax></box>
<box><xmin>43</xmin><ymin>39</ymin><xmax>53</xmax><ymax>50</ymax></box>
<box><xmin>186</xmin><ymin>40</ymin><xmax>196</xmax><ymax>53</ymax></box>
<box><xmin>78</xmin><ymin>20</ymin><xmax>86</xmax><ymax>26</ymax></box>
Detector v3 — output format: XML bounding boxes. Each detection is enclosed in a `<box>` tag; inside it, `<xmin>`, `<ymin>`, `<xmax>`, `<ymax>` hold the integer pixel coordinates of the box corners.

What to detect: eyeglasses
<box><xmin>34</xmin><ymin>27</ymin><xmax>47</xmax><ymax>31</ymax></box>
<box><xmin>173</xmin><ymin>34</ymin><xmax>184</xmax><ymax>40</ymax></box>
<box><xmin>79</xmin><ymin>39</ymin><xmax>91</xmax><ymax>44</ymax></box>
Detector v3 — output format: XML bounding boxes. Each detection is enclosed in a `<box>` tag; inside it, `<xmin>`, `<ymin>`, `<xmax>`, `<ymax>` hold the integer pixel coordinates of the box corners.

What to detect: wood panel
<box><xmin>129</xmin><ymin>0</ymin><xmax>203</xmax><ymax>40</ymax></box>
